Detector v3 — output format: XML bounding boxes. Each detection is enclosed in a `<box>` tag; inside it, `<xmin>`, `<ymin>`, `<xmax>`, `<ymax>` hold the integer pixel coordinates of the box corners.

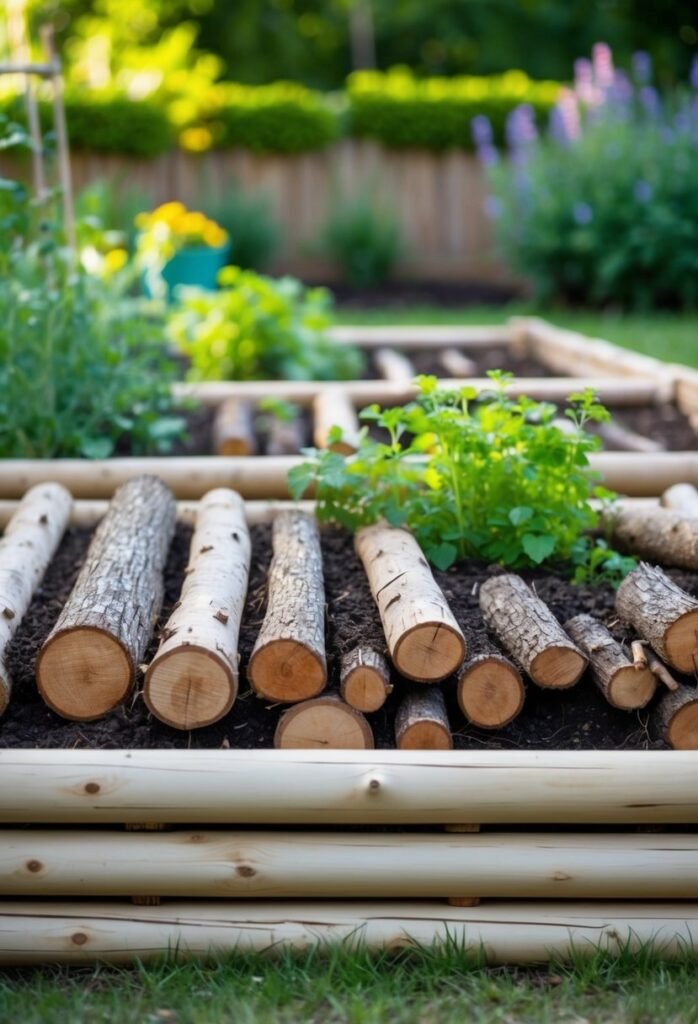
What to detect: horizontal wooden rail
<box><xmin>173</xmin><ymin>377</ymin><xmax>660</xmax><ymax>408</ymax></box>
<box><xmin>0</xmin><ymin>452</ymin><xmax>693</xmax><ymax>499</ymax></box>
<box><xmin>0</xmin><ymin>900</ymin><xmax>695</xmax><ymax>964</ymax></box>
<box><xmin>0</xmin><ymin>499</ymin><xmax>312</xmax><ymax>529</ymax></box>
<box><xmin>3</xmin><ymin>831</ymin><xmax>698</xmax><ymax>899</ymax></box>
<box><xmin>328</xmin><ymin>324</ymin><xmax>512</xmax><ymax>349</ymax></box>
<box><xmin>0</xmin><ymin>750</ymin><xmax>696</xmax><ymax>824</ymax></box>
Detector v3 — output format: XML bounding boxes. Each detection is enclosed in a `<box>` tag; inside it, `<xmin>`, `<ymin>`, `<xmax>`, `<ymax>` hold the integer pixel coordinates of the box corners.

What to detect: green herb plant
<box><xmin>290</xmin><ymin>372</ymin><xmax>633</xmax><ymax>583</ymax></box>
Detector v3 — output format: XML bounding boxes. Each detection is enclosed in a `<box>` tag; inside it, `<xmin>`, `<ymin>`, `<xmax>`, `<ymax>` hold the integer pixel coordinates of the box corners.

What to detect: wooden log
<box><xmin>355</xmin><ymin>523</ymin><xmax>466</xmax><ymax>682</ymax></box>
<box><xmin>373</xmin><ymin>348</ymin><xmax>415</xmax><ymax>383</ymax></box>
<box><xmin>340</xmin><ymin>647</ymin><xmax>392</xmax><ymax>712</ymax></box>
<box><xmin>631</xmin><ymin>639</ymin><xmax>648</xmax><ymax>670</ymax></box>
<box><xmin>564</xmin><ymin>614</ymin><xmax>656</xmax><ymax>710</ymax></box>
<box><xmin>662</xmin><ymin>483</ymin><xmax>698</xmax><ymax>516</ymax></box>
<box><xmin>248</xmin><ymin>510</ymin><xmax>326</xmax><ymax>702</ymax></box>
<box><xmin>597</xmin><ymin>420</ymin><xmax>664</xmax><ymax>454</ymax></box>
<box><xmin>265</xmin><ymin>413</ymin><xmax>305</xmax><ymax>456</ymax></box>
<box><xmin>144</xmin><ymin>489</ymin><xmax>251</xmax><ymax>730</ymax></box>
<box><xmin>274</xmin><ymin>695</ymin><xmax>374</xmax><ymax>749</ymax></box>
<box><xmin>457</xmin><ymin>652</ymin><xmax>525</xmax><ymax>729</ymax></box>
<box><xmin>439</xmin><ymin>348</ymin><xmax>477</xmax><ymax>377</ymax></box>
<box><xmin>1</xmin><ymin>748</ymin><xmax>698</xmax><ymax>825</ymax></box>
<box><xmin>615</xmin><ymin>563</ymin><xmax>698</xmax><ymax>673</ymax></box>
<box><xmin>395</xmin><ymin>688</ymin><xmax>452</xmax><ymax>749</ymax></box>
<box><xmin>1</xmin><ymin>899</ymin><xmax>698</xmax><ymax>965</ymax></box>
<box><xmin>212</xmin><ymin>398</ymin><xmax>257</xmax><ymax>456</ymax></box>
<box><xmin>588</xmin><ymin>452</ymin><xmax>698</xmax><ymax>497</ymax></box>
<box><xmin>655</xmin><ymin>685</ymin><xmax>698</xmax><ymax>749</ymax></box>
<box><xmin>605</xmin><ymin>505</ymin><xmax>698</xmax><ymax>571</ymax></box>
<box><xmin>0</xmin><ymin>483</ymin><xmax>72</xmax><ymax>714</ymax></box>
<box><xmin>313</xmin><ymin>388</ymin><xmax>361</xmax><ymax>454</ymax></box>
<box><xmin>5</xmin><ymin>830</ymin><xmax>698</xmax><ymax>899</ymax></box>
<box><xmin>643</xmin><ymin>647</ymin><xmax>680</xmax><ymax>693</ymax></box>
<box><xmin>328</xmin><ymin>324</ymin><xmax>512</xmax><ymax>350</ymax></box>
<box><xmin>36</xmin><ymin>477</ymin><xmax>176</xmax><ymax>721</ymax></box>
<box><xmin>479</xmin><ymin>575</ymin><xmax>587</xmax><ymax>689</ymax></box>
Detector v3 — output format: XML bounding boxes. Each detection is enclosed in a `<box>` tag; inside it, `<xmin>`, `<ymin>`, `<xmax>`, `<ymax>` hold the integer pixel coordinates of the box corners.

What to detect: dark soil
<box><xmin>3</xmin><ymin>524</ymin><xmax>697</xmax><ymax>752</ymax></box>
<box><xmin>319</xmin><ymin>281</ymin><xmax>521</xmax><ymax>310</ymax></box>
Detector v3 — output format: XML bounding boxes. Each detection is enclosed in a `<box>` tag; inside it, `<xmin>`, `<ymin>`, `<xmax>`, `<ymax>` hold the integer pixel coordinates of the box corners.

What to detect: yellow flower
<box><xmin>179</xmin><ymin>126</ymin><xmax>214</xmax><ymax>152</ymax></box>
<box><xmin>103</xmin><ymin>248</ymin><xmax>128</xmax><ymax>274</ymax></box>
<box><xmin>203</xmin><ymin>223</ymin><xmax>228</xmax><ymax>248</ymax></box>
<box><xmin>153</xmin><ymin>201</ymin><xmax>187</xmax><ymax>225</ymax></box>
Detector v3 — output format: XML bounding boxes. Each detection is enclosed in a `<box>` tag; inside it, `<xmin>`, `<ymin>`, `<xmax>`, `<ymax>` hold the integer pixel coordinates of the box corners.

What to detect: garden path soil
<box><xmin>2</xmin><ymin>523</ymin><xmax>696</xmax><ymax>752</ymax></box>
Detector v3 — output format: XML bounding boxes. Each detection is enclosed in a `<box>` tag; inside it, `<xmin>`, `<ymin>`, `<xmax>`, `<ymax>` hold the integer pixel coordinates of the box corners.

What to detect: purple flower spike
<box><xmin>640</xmin><ymin>85</ymin><xmax>661</xmax><ymax>118</ymax></box>
<box><xmin>477</xmin><ymin>142</ymin><xmax>499</xmax><ymax>166</ymax></box>
<box><xmin>632</xmin><ymin>50</ymin><xmax>652</xmax><ymax>84</ymax></box>
<box><xmin>506</xmin><ymin>104</ymin><xmax>538</xmax><ymax>155</ymax></box>
<box><xmin>471</xmin><ymin>115</ymin><xmax>493</xmax><ymax>148</ymax></box>
<box><xmin>691</xmin><ymin>55</ymin><xmax>698</xmax><ymax>90</ymax></box>
<box><xmin>572</xmin><ymin>201</ymin><xmax>593</xmax><ymax>225</ymax></box>
<box><xmin>550</xmin><ymin>87</ymin><xmax>581</xmax><ymax>145</ymax></box>
<box><xmin>574</xmin><ymin>57</ymin><xmax>597</xmax><ymax>104</ymax></box>
<box><xmin>610</xmin><ymin>70</ymin><xmax>633</xmax><ymax>107</ymax></box>
<box><xmin>592</xmin><ymin>42</ymin><xmax>615</xmax><ymax>90</ymax></box>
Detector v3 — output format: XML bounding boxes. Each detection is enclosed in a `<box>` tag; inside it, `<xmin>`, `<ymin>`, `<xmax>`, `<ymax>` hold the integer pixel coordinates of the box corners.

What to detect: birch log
<box><xmin>0</xmin><ymin>483</ymin><xmax>73</xmax><ymax>714</ymax></box>
<box><xmin>606</xmin><ymin>506</ymin><xmax>698</xmax><ymax>571</ymax></box>
<box><xmin>654</xmin><ymin>685</ymin><xmax>698</xmax><ymax>749</ymax></box>
<box><xmin>212</xmin><ymin>398</ymin><xmax>257</xmax><ymax>456</ymax></box>
<box><xmin>479</xmin><ymin>575</ymin><xmax>587</xmax><ymax>688</ymax></box>
<box><xmin>662</xmin><ymin>484</ymin><xmax>698</xmax><ymax>516</ymax></box>
<box><xmin>457</xmin><ymin>651</ymin><xmax>525</xmax><ymax>729</ymax></box>
<box><xmin>564</xmin><ymin>614</ymin><xmax>656</xmax><ymax>710</ymax></box>
<box><xmin>439</xmin><ymin>349</ymin><xmax>477</xmax><ymax>377</ymax></box>
<box><xmin>313</xmin><ymin>389</ymin><xmax>361</xmax><ymax>454</ymax></box>
<box><xmin>395</xmin><ymin>688</ymin><xmax>452</xmax><ymax>749</ymax></box>
<box><xmin>274</xmin><ymin>695</ymin><xmax>374</xmax><ymax>749</ymax></box>
<box><xmin>355</xmin><ymin>523</ymin><xmax>466</xmax><ymax>682</ymax></box>
<box><xmin>373</xmin><ymin>348</ymin><xmax>415</xmax><ymax>383</ymax></box>
<box><xmin>248</xmin><ymin>510</ymin><xmax>326</xmax><ymax>702</ymax></box>
<box><xmin>615</xmin><ymin>563</ymin><xmax>698</xmax><ymax>673</ymax></box>
<box><xmin>144</xmin><ymin>489</ymin><xmax>251</xmax><ymax>730</ymax></box>
<box><xmin>36</xmin><ymin>476</ymin><xmax>176</xmax><ymax>721</ymax></box>
<box><xmin>340</xmin><ymin>647</ymin><xmax>392</xmax><ymax>712</ymax></box>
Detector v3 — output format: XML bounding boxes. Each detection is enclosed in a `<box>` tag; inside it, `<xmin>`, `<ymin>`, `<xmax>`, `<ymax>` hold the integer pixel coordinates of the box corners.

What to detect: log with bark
<box><xmin>274</xmin><ymin>694</ymin><xmax>374</xmax><ymax>749</ymax></box>
<box><xmin>438</xmin><ymin>349</ymin><xmax>477</xmax><ymax>378</ymax></box>
<box><xmin>212</xmin><ymin>398</ymin><xmax>257</xmax><ymax>456</ymax></box>
<box><xmin>457</xmin><ymin>651</ymin><xmax>525</xmax><ymax>729</ymax></box>
<box><xmin>615</xmin><ymin>563</ymin><xmax>698</xmax><ymax>674</ymax></box>
<box><xmin>564</xmin><ymin>614</ymin><xmax>656</xmax><ymax>710</ymax></box>
<box><xmin>479</xmin><ymin>574</ymin><xmax>587</xmax><ymax>688</ymax></box>
<box><xmin>395</xmin><ymin>688</ymin><xmax>452</xmax><ymax>749</ymax></box>
<box><xmin>355</xmin><ymin>523</ymin><xmax>466</xmax><ymax>682</ymax></box>
<box><xmin>313</xmin><ymin>388</ymin><xmax>361</xmax><ymax>454</ymax></box>
<box><xmin>144</xmin><ymin>489</ymin><xmax>251</xmax><ymax>730</ymax></box>
<box><xmin>248</xmin><ymin>510</ymin><xmax>326</xmax><ymax>702</ymax></box>
<box><xmin>654</xmin><ymin>684</ymin><xmax>698</xmax><ymax>749</ymax></box>
<box><xmin>265</xmin><ymin>412</ymin><xmax>305</xmax><ymax>456</ymax></box>
<box><xmin>0</xmin><ymin>483</ymin><xmax>73</xmax><ymax>714</ymax></box>
<box><xmin>373</xmin><ymin>348</ymin><xmax>415</xmax><ymax>383</ymax></box>
<box><xmin>662</xmin><ymin>483</ymin><xmax>698</xmax><ymax>517</ymax></box>
<box><xmin>36</xmin><ymin>476</ymin><xmax>176</xmax><ymax>721</ymax></box>
<box><xmin>605</xmin><ymin>505</ymin><xmax>698</xmax><ymax>571</ymax></box>
<box><xmin>339</xmin><ymin>647</ymin><xmax>393</xmax><ymax>713</ymax></box>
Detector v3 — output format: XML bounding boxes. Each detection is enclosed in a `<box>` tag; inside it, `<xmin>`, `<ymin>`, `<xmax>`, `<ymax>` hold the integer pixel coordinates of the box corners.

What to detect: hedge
<box><xmin>347</xmin><ymin>68</ymin><xmax>560</xmax><ymax>149</ymax></box>
<box><xmin>205</xmin><ymin>81</ymin><xmax>338</xmax><ymax>153</ymax></box>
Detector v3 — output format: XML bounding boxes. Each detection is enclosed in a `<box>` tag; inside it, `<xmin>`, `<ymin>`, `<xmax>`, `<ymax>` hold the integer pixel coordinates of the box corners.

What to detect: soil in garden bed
<box><xmin>2</xmin><ymin>523</ymin><xmax>695</xmax><ymax>752</ymax></box>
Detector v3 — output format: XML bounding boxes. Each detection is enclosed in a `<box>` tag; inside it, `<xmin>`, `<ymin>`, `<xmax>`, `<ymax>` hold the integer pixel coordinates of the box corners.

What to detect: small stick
<box><xmin>631</xmin><ymin>640</ymin><xmax>648</xmax><ymax>671</ymax></box>
<box><xmin>644</xmin><ymin>647</ymin><xmax>680</xmax><ymax>693</ymax></box>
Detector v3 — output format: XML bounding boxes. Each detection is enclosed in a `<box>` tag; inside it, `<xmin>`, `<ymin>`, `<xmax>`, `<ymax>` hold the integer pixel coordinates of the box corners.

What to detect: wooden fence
<box><xmin>3</xmin><ymin>141</ymin><xmax>509</xmax><ymax>283</ymax></box>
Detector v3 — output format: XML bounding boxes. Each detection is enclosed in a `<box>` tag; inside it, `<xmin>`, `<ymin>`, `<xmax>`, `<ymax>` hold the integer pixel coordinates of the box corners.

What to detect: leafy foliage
<box><xmin>290</xmin><ymin>374</ymin><xmax>625</xmax><ymax>578</ymax></box>
<box><xmin>203</xmin><ymin>191</ymin><xmax>281</xmax><ymax>271</ymax></box>
<box><xmin>318</xmin><ymin>194</ymin><xmax>401</xmax><ymax>287</ymax></box>
<box><xmin>205</xmin><ymin>82</ymin><xmax>338</xmax><ymax>153</ymax></box>
<box><xmin>169</xmin><ymin>266</ymin><xmax>363</xmax><ymax>381</ymax></box>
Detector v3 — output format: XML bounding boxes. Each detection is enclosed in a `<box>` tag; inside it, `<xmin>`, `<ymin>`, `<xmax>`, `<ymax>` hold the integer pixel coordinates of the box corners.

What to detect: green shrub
<box><xmin>290</xmin><ymin>374</ymin><xmax>630</xmax><ymax>581</ymax></box>
<box><xmin>347</xmin><ymin>67</ymin><xmax>560</xmax><ymax>150</ymax></box>
<box><xmin>318</xmin><ymin>194</ymin><xmax>402</xmax><ymax>287</ymax></box>
<box><xmin>208</xmin><ymin>82</ymin><xmax>338</xmax><ymax>153</ymax></box>
<box><xmin>203</xmin><ymin>191</ymin><xmax>281</xmax><ymax>271</ymax></box>
<box><xmin>168</xmin><ymin>266</ymin><xmax>363</xmax><ymax>381</ymax></box>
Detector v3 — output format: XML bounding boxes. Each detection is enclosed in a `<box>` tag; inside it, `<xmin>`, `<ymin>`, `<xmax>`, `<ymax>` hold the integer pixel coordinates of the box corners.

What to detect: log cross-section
<box><xmin>248</xmin><ymin>510</ymin><xmax>327</xmax><ymax>702</ymax></box>
<box><xmin>615</xmin><ymin>563</ymin><xmax>698</xmax><ymax>673</ymax></box>
<box><xmin>274</xmin><ymin>695</ymin><xmax>374</xmax><ymax>749</ymax></box>
<box><xmin>355</xmin><ymin>523</ymin><xmax>466</xmax><ymax>682</ymax></box>
<box><xmin>144</xmin><ymin>488</ymin><xmax>251</xmax><ymax>730</ymax></box>
<box><xmin>395</xmin><ymin>688</ymin><xmax>452</xmax><ymax>749</ymax></box>
<box><xmin>36</xmin><ymin>476</ymin><xmax>176</xmax><ymax>721</ymax></box>
<box><xmin>564</xmin><ymin>614</ymin><xmax>656</xmax><ymax>710</ymax></box>
<box><xmin>340</xmin><ymin>647</ymin><xmax>393</xmax><ymax>712</ymax></box>
<box><xmin>479</xmin><ymin>574</ymin><xmax>587</xmax><ymax>688</ymax></box>
<box><xmin>0</xmin><ymin>483</ymin><xmax>73</xmax><ymax>714</ymax></box>
<box><xmin>457</xmin><ymin>651</ymin><xmax>525</xmax><ymax>729</ymax></box>
<box><xmin>654</xmin><ymin>684</ymin><xmax>698</xmax><ymax>749</ymax></box>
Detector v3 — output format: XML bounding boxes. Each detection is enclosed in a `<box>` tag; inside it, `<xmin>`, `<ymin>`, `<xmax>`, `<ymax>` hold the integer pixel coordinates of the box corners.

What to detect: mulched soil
<box><xmin>2</xmin><ymin>523</ymin><xmax>695</xmax><ymax>752</ymax></box>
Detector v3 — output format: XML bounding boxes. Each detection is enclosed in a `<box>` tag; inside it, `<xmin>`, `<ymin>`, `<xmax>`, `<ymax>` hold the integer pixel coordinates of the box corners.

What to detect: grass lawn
<box><xmin>337</xmin><ymin>305</ymin><xmax>698</xmax><ymax>369</ymax></box>
<box><xmin>2</xmin><ymin>946</ymin><xmax>698</xmax><ymax>1024</ymax></box>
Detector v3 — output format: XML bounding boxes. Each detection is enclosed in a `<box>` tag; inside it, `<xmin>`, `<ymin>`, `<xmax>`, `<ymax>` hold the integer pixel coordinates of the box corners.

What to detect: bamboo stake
<box><xmin>144</xmin><ymin>489</ymin><xmax>251</xmax><ymax>730</ymax></box>
<box><xmin>0</xmin><ymin>750</ymin><xmax>696</xmax><ymax>825</ymax></box>
<box><xmin>40</xmin><ymin>26</ymin><xmax>75</xmax><ymax>249</ymax></box>
<box><xmin>4</xmin><ymin>830</ymin><xmax>698</xmax><ymax>899</ymax></box>
<box><xmin>373</xmin><ymin>348</ymin><xmax>415</xmax><ymax>383</ymax></box>
<box><xmin>662</xmin><ymin>483</ymin><xmax>698</xmax><ymax>516</ymax></box>
<box><xmin>0</xmin><ymin>900</ymin><xmax>697</xmax><ymax>965</ymax></box>
<box><xmin>7</xmin><ymin>0</ymin><xmax>45</xmax><ymax>197</ymax></box>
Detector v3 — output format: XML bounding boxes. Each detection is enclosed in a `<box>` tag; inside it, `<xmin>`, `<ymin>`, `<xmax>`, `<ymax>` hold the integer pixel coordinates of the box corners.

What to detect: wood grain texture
<box><xmin>395</xmin><ymin>688</ymin><xmax>452</xmax><ymax>750</ymax></box>
<box><xmin>615</xmin><ymin>563</ymin><xmax>698</xmax><ymax>673</ymax></box>
<box><xmin>655</xmin><ymin>684</ymin><xmax>698</xmax><ymax>749</ymax></box>
<box><xmin>564</xmin><ymin>614</ymin><xmax>657</xmax><ymax>710</ymax></box>
<box><xmin>457</xmin><ymin>652</ymin><xmax>525</xmax><ymax>728</ymax></box>
<box><xmin>607</xmin><ymin>506</ymin><xmax>698</xmax><ymax>570</ymax></box>
<box><xmin>340</xmin><ymin>647</ymin><xmax>392</xmax><ymax>712</ymax></box>
<box><xmin>274</xmin><ymin>695</ymin><xmax>373</xmax><ymax>749</ymax></box>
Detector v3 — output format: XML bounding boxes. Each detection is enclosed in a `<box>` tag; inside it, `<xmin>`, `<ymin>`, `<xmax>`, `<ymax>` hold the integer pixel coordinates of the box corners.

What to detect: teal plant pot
<box><xmin>162</xmin><ymin>243</ymin><xmax>231</xmax><ymax>294</ymax></box>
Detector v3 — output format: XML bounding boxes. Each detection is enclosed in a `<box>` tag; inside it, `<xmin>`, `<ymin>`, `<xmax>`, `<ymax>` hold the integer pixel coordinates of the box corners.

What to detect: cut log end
<box><xmin>607</xmin><ymin>665</ymin><xmax>657</xmax><ymax>711</ymax></box>
<box><xmin>395</xmin><ymin>687</ymin><xmax>452</xmax><ymax>750</ymax></box>
<box><xmin>144</xmin><ymin>648</ymin><xmax>237</xmax><ymax>731</ymax></box>
<box><xmin>666</xmin><ymin>701</ymin><xmax>698</xmax><ymax>749</ymax></box>
<box><xmin>529</xmin><ymin>645</ymin><xmax>587</xmax><ymax>689</ymax></box>
<box><xmin>341</xmin><ymin>666</ymin><xmax>391</xmax><ymax>713</ymax></box>
<box><xmin>393</xmin><ymin>623</ymin><xmax>466</xmax><ymax>683</ymax></box>
<box><xmin>37</xmin><ymin>628</ymin><xmax>132</xmax><ymax>721</ymax></box>
<box><xmin>274</xmin><ymin>696</ymin><xmax>374</xmax><ymax>749</ymax></box>
<box><xmin>248</xmin><ymin>640</ymin><xmax>326</xmax><ymax>703</ymax></box>
<box><xmin>664</xmin><ymin>610</ymin><xmax>698</xmax><ymax>674</ymax></box>
<box><xmin>397</xmin><ymin>718</ymin><xmax>452</xmax><ymax>750</ymax></box>
<box><xmin>457</xmin><ymin>656</ymin><xmax>524</xmax><ymax>729</ymax></box>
